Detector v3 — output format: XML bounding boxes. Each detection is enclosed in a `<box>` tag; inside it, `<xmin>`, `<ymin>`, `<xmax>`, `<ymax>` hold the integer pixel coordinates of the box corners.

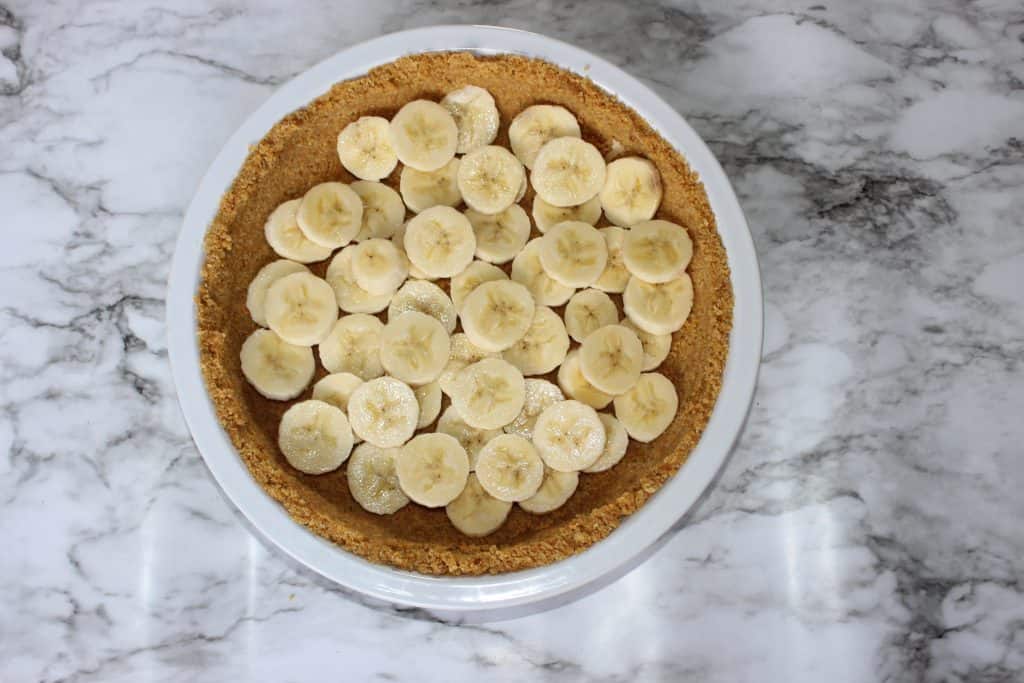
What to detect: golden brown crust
<box><xmin>197</xmin><ymin>52</ymin><xmax>733</xmax><ymax>575</ymax></box>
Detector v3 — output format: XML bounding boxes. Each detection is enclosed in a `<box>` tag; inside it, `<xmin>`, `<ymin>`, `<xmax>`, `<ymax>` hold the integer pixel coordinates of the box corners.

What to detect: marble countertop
<box><xmin>3</xmin><ymin>1</ymin><xmax>1023</xmax><ymax>681</ymax></box>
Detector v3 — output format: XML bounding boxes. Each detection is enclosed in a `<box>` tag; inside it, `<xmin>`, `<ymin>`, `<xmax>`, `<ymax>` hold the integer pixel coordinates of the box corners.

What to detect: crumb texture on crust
<box><xmin>197</xmin><ymin>51</ymin><xmax>733</xmax><ymax>576</ymax></box>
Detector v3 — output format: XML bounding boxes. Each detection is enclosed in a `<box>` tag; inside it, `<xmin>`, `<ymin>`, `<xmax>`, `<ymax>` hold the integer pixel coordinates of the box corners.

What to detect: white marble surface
<box><xmin>2</xmin><ymin>0</ymin><xmax>1023</xmax><ymax>680</ymax></box>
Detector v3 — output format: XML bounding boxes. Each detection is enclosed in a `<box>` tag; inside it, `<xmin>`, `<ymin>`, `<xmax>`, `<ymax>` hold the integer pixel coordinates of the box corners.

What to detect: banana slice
<box><xmin>578</xmin><ymin>324</ymin><xmax>644</xmax><ymax>395</ymax></box>
<box><xmin>501</xmin><ymin>306</ymin><xmax>570</xmax><ymax>376</ymax></box>
<box><xmin>449</xmin><ymin>358</ymin><xmax>526</xmax><ymax>430</ymax></box>
<box><xmin>240</xmin><ymin>329</ymin><xmax>315</xmax><ymax>400</ymax></box>
<box><xmin>441</xmin><ymin>85</ymin><xmax>500</xmax><ymax>154</ymax></box>
<box><xmin>399</xmin><ymin>158</ymin><xmax>462</xmax><ymax>214</ymax></box>
<box><xmin>388</xmin><ymin>279</ymin><xmax>457</xmax><ymax>334</ymax></box>
<box><xmin>457</xmin><ymin>145</ymin><xmax>526</xmax><ymax>214</ymax></box>
<box><xmin>436</xmin><ymin>405</ymin><xmax>501</xmax><ymax>470</ymax></box>
<box><xmin>613</xmin><ymin>372</ymin><xmax>678</xmax><ymax>443</ymax></box>
<box><xmin>504</xmin><ymin>378</ymin><xmax>564</xmax><ymax>440</ymax></box>
<box><xmin>438</xmin><ymin>333</ymin><xmax>499</xmax><ymax>398</ymax></box>
<box><xmin>450</xmin><ymin>260</ymin><xmax>508</xmax><ymax>312</ymax></box>
<box><xmin>531</xmin><ymin>137</ymin><xmax>607</xmax><ymax>207</ymax></box>
<box><xmin>396</xmin><ymin>432</ymin><xmax>469</xmax><ymax>507</ymax></box>
<box><xmin>318</xmin><ymin>314</ymin><xmax>385</xmax><ymax>380</ymax></box>
<box><xmin>582</xmin><ymin>413</ymin><xmax>630</xmax><ymax>473</ymax></box>
<box><xmin>511</xmin><ymin>238</ymin><xmax>574</xmax><ymax>307</ymax></box>
<box><xmin>539</xmin><ymin>221</ymin><xmax>608</xmax><ymax>288</ymax></box>
<box><xmin>518</xmin><ymin>468</ymin><xmax>579</xmax><ymax>514</ymax></box>
<box><xmin>623</xmin><ymin>273</ymin><xmax>694</xmax><ymax>335</ymax></box>
<box><xmin>403</xmin><ymin>206</ymin><xmax>476</xmax><ymax>278</ymax></box>
<box><xmin>459</xmin><ymin>280</ymin><xmax>535</xmax><ymax>352</ymax></box>
<box><xmin>414</xmin><ymin>381</ymin><xmax>442</xmax><ymax>429</ymax></box>
<box><xmin>390</xmin><ymin>222</ymin><xmax>434</xmax><ymax>281</ymax></box>
<box><xmin>475</xmin><ymin>433</ymin><xmax>545</xmax><ymax>502</ymax></box>
<box><xmin>246</xmin><ymin>259</ymin><xmax>310</xmax><ymax>327</ymax></box>
<box><xmin>532</xmin><ymin>399</ymin><xmax>606</xmax><ymax>472</ymax></box>
<box><xmin>623</xmin><ymin>219</ymin><xmax>694</xmax><ymax>284</ymax></box>
<box><xmin>531</xmin><ymin>194</ymin><xmax>602</xmax><ymax>234</ymax></box>
<box><xmin>350</xmin><ymin>180</ymin><xmax>405</xmax><ymax>241</ymax></box>
<box><xmin>337</xmin><ymin>116</ymin><xmax>399</xmax><ymax>181</ymax></box>
<box><xmin>264</xmin><ymin>272</ymin><xmax>338</xmax><ymax>346</ymax></box>
<box><xmin>508</xmin><ymin>104</ymin><xmax>581</xmax><ymax>169</ymax></box>
<box><xmin>556</xmin><ymin>349</ymin><xmax>613</xmax><ymax>409</ymax></box>
<box><xmin>465</xmin><ymin>204</ymin><xmax>531</xmax><ymax>264</ymax></box>
<box><xmin>380</xmin><ymin>311</ymin><xmax>451</xmax><ymax>386</ymax></box>
<box><xmin>564</xmin><ymin>288</ymin><xmax>619</xmax><ymax>343</ymax></box>
<box><xmin>349</xmin><ymin>238</ymin><xmax>408</xmax><ymax>295</ymax></box>
<box><xmin>278</xmin><ymin>400</ymin><xmax>354</xmax><ymax>475</ymax></box>
<box><xmin>389</xmin><ymin>100</ymin><xmax>459</xmax><ymax>172</ymax></box>
<box><xmin>599</xmin><ymin>157</ymin><xmax>663</xmax><ymax>227</ymax></box>
<box><xmin>325</xmin><ymin>247</ymin><xmax>394</xmax><ymax>314</ymax></box>
<box><xmin>593</xmin><ymin>226</ymin><xmax>630</xmax><ymax>293</ymax></box>
<box><xmin>347</xmin><ymin>442</ymin><xmax>409</xmax><ymax>515</ymax></box>
<box><xmin>446</xmin><ymin>473</ymin><xmax>511</xmax><ymax>536</ymax></box>
<box><xmin>264</xmin><ymin>199</ymin><xmax>332</xmax><ymax>263</ymax></box>
<box><xmin>296</xmin><ymin>182</ymin><xmax>363</xmax><ymax>249</ymax></box>
<box><xmin>312</xmin><ymin>372</ymin><xmax>364</xmax><ymax>412</ymax></box>
<box><xmin>622</xmin><ymin>319</ymin><xmax>672</xmax><ymax>371</ymax></box>
<box><xmin>347</xmin><ymin>377</ymin><xmax>419</xmax><ymax>448</ymax></box>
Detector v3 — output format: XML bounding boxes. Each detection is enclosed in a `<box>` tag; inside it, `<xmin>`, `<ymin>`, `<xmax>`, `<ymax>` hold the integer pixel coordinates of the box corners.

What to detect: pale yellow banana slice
<box><xmin>449</xmin><ymin>358</ymin><xmax>526</xmax><ymax>430</ymax></box>
<box><xmin>441</xmin><ymin>85</ymin><xmax>500</xmax><ymax>154</ymax></box>
<box><xmin>539</xmin><ymin>220</ymin><xmax>608</xmax><ymax>288</ymax></box>
<box><xmin>325</xmin><ymin>247</ymin><xmax>394</xmax><ymax>314</ymax></box>
<box><xmin>564</xmin><ymin>288</ymin><xmax>619</xmax><ymax>343</ymax></box>
<box><xmin>264</xmin><ymin>199</ymin><xmax>332</xmax><ymax>263</ymax></box>
<box><xmin>532</xmin><ymin>399</ymin><xmax>606</xmax><ymax>472</ymax></box>
<box><xmin>403</xmin><ymin>206</ymin><xmax>476</xmax><ymax>278</ymax></box>
<box><xmin>347</xmin><ymin>442</ymin><xmax>409</xmax><ymax>515</ymax></box>
<box><xmin>347</xmin><ymin>377</ymin><xmax>419</xmax><ymax>448</ymax></box>
<box><xmin>531</xmin><ymin>194</ymin><xmax>602</xmax><ymax>234</ymax></box>
<box><xmin>264</xmin><ymin>272</ymin><xmax>338</xmax><ymax>346</ymax></box>
<box><xmin>312</xmin><ymin>372</ymin><xmax>363</xmax><ymax>413</ymax></box>
<box><xmin>475</xmin><ymin>434</ymin><xmax>545</xmax><ymax>502</ymax></box>
<box><xmin>450</xmin><ymin>260</ymin><xmax>508</xmax><ymax>312</ymax></box>
<box><xmin>349</xmin><ymin>238</ymin><xmax>408</xmax><ymax>295</ymax></box>
<box><xmin>531</xmin><ymin>137</ymin><xmax>606</xmax><ymax>207</ymax></box>
<box><xmin>459</xmin><ymin>280</ymin><xmax>535</xmax><ymax>352</ymax></box>
<box><xmin>613</xmin><ymin>372</ymin><xmax>678</xmax><ymax>442</ymax></box>
<box><xmin>396</xmin><ymin>432</ymin><xmax>469</xmax><ymax>507</ymax></box>
<box><xmin>318</xmin><ymin>313</ymin><xmax>384</xmax><ymax>380</ymax></box>
<box><xmin>438</xmin><ymin>334</ymin><xmax>499</xmax><ymax>398</ymax></box>
<box><xmin>622</xmin><ymin>319</ymin><xmax>672</xmax><ymax>371</ymax></box>
<box><xmin>278</xmin><ymin>400</ymin><xmax>353</xmax><ymax>475</ymax></box>
<box><xmin>246</xmin><ymin>259</ymin><xmax>309</xmax><ymax>327</ymax></box>
<box><xmin>399</xmin><ymin>158</ymin><xmax>462</xmax><ymax>214</ymax></box>
<box><xmin>599</xmin><ymin>157</ymin><xmax>663</xmax><ymax>227</ymax></box>
<box><xmin>501</xmin><ymin>306</ymin><xmax>570</xmax><ymax>376</ymax></box>
<box><xmin>578</xmin><ymin>324</ymin><xmax>644</xmax><ymax>395</ymax></box>
<box><xmin>623</xmin><ymin>273</ymin><xmax>693</xmax><ymax>335</ymax></box>
<box><xmin>518</xmin><ymin>468</ymin><xmax>579</xmax><ymax>514</ymax></box>
<box><xmin>508</xmin><ymin>104</ymin><xmax>581</xmax><ymax>169</ymax></box>
<box><xmin>388</xmin><ymin>279</ymin><xmax>457</xmax><ymax>334</ymax></box>
<box><xmin>593</xmin><ymin>226</ymin><xmax>630</xmax><ymax>293</ymax></box>
<box><xmin>296</xmin><ymin>182</ymin><xmax>363</xmax><ymax>249</ymax></box>
<box><xmin>556</xmin><ymin>349</ymin><xmax>613</xmax><ymax>409</ymax></box>
<box><xmin>350</xmin><ymin>180</ymin><xmax>405</xmax><ymax>241</ymax></box>
<box><xmin>337</xmin><ymin>116</ymin><xmax>399</xmax><ymax>181</ymax></box>
<box><xmin>436</xmin><ymin>405</ymin><xmax>501</xmax><ymax>470</ymax></box>
<box><xmin>240</xmin><ymin>329</ymin><xmax>315</xmax><ymax>400</ymax></box>
<box><xmin>623</xmin><ymin>219</ymin><xmax>694</xmax><ymax>284</ymax></box>
<box><xmin>388</xmin><ymin>99</ymin><xmax>458</xmax><ymax>172</ymax></box>
<box><xmin>465</xmin><ymin>204</ymin><xmax>531</xmax><ymax>264</ymax></box>
<box><xmin>504</xmin><ymin>378</ymin><xmax>564</xmax><ymax>440</ymax></box>
<box><xmin>582</xmin><ymin>413</ymin><xmax>629</xmax><ymax>473</ymax></box>
<box><xmin>446</xmin><ymin>473</ymin><xmax>511</xmax><ymax>536</ymax></box>
<box><xmin>457</xmin><ymin>145</ymin><xmax>526</xmax><ymax>214</ymax></box>
<box><xmin>414</xmin><ymin>381</ymin><xmax>442</xmax><ymax>429</ymax></box>
<box><xmin>380</xmin><ymin>311</ymin><xmax>451</xmax><ymax>386</ymax></box>
<box><xmin>511</xmin><ymin>238</ymin><xmax>574</xmax><ymax>307</ymax></box>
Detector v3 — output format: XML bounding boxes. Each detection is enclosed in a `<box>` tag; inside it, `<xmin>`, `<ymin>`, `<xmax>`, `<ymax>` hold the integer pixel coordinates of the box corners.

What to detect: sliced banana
<box><xmin>380</xmin><ymin>311</ymin><xmax>451</xmax><ymax>386</ymax></box>
<box><xmin>446</xmin><ymin>473</ymin><xmax>511</xmax><ymax>536</ymax></box>
<box><xmin>414</xmin><ymin>381</ymin><xmax>442</xmax><ymax>429</ymax></box>
<box><xmin>475</xmin><ymin>434</ymin><xmax>544</xmax><ymax>502</ymax></box>
<box><xmin>465</xmin><ymin>204</ymin><xmax>531</xmax><ymax>264</ymax></box>
<box><xmin>388</xmin><ymin>99</ymin><xmax>458</xmax><ymax>172</ymax></box>
<box><xmin>450</xmin><ymin>260</ymin><xmax>508</xmax><ymax>312</ymax></box>
<box><xmin>278</xmin><ymin>400</ymin><xmax>353</xmax><ymax>475</ymax></box>
<box><xmin>396</xmin><ymin>432</ymin><xmax>469</xmax><ymax>507</ymax></box>
<box><xmin>337</xmin><ymin>116</ymin><xmax>399</xmax><ymax>181</ymax></box>
<box><xmin>246</xmin><ymin>259</ymin><xmax>309</xmax><ymax>327</ymax></box>
<box><xmin>438</xmin><ymin>333</ymin><xmax>499</xmax><ymax>398</ymax></box>
<box><xmin>582</xmin><ymin>413</ymin><xmax>630</xmax><ymax>473</ymax></box>
<box><xmin>264</xmin><ymin>199</ymin><xmax>332</xmax><ymax>263</ymax></box>
<box><xmin>531</xmin><ymin>194</ymin><xmax>601</xmax><ymax>234</ymax></box>
<box><xmin>441</xmin><ymin>85</ymin><xmax>500</xmax><ymax>154</ymax></box>
<box><xmin>325</xmin><ymin>247</ymin><xmax>394</xmax><ymax>314</ymax></box>
<box><xmin>593</xmin><ymin>226</ymin><xmax>630</xmax><ymax>293</ymax></box>
<box><xmin>399</xmin><ymin>158</ymin><xmax>462</xmax><ymax>214</ymax></box>
<box><xmin>347</xmin><ymin>442</ymin><xmax>409</xmax><ymax>515</ymax></box>
<box><xmin>508</xmin><ymin>104</ymin><xmax>581</xmax><ymax>169</ymax></box>
<box><xmin>518</xmin><ymin>468</ymin><xmax>579</xmax><ymax>514</ymax></box>
<box><xmin>532</xmin><ymin>399</ymin><xmax>606</xmax><ymax>472</ymax></box>
<box><xmin>564</xmin><ymin>288</ymin><xmax>619</xmax><ymax>343</ymax></box>
<box><xmin>347</xmin><ymin>377</ymin><xmax>419</xmax><ymax>448</ymax></box>
<box><xmin>350</xmin><ymin>180</ymin><xmax>405</xmax><ymax>241</ymax></box>
<box><xmin>312</xmin><ymin>372</ymin><xmax>364</xmax><ymax>412</ymax></box>
<box><xmin>240</xmin><ymin>329</ymin><xmax>315</xmax><ymax>400</ymax></box>
<box><xmin>504</xmin><ymin>378</ymin><xmax>564</xmax><ymax>440</ymax></box>
<box><xmin>556</xmin><ymin>349</ymin><xmax>613</xmax><ymax>409</ymax></box>
<box><xmin>599</xmin><ymin>156</ymin><xmax>663</xmax><ymax>227</ymax></box>
<box><xmin>388</xmin><ymin>279</ymin><xmax>457</xmax><ymax>334</ymax></box>
<box><xmin>403</xmin><ymin>206</ymin><xmax>476</xmax><ymax>278</ymax></box>
<box><xmin>623</xmin><ymin>219</ymin><xmax>694</xmax><ymax>284</ymax></box>
<box><xmin>531</xmin><ymin>137</ymin><xmax>607</xmax><ymax>207</ymax></box>
<box><xmin>459</xmin><ymin>280</ymin><xmax>536</xmax><ymax>352</ymax></box>
<box><xmin>511</xmin><ymin>238</ymin><xmax>574</xmax><ymax>307</ymax></box>
<box><xmin>539</xmin><ymin>221</ymin><xmax>608</xmax><ymax>288</ymax></box>
<box><xmin>350</xmin><ymin>238</ymin><xmax>408</xmax><ymax>295</ymax></box>
<box><xmin>501</xmin><ymin>306</ymin><xmax>570</xmax><ymax>376</ymax></box>
<box><xmin>613</xmin><ymin>372</ymin><xmax>678</xmax><ymax>443</ymax></box>
<box><xmin>457</xmin><ymin>145</ymin><xmax>526</xmax><ymax>214</ymax></box>
<box><xmin>623</xmin><ymin>273</ymin><xmax>694</xmax><ymax>335</ymax></box>
<box><xmin>578</xmin><ymin>324</ymin><xmax>644</xmax><ymax>395</ymax></box>
<box><xmin>264</xmin><ymin>272</ymin><xmax>338</xmax><ymax>346</ymax></box>
<box><xmin>449</xmin><ymin>358</ymin><xmax>526</xmax><ymax>430</ymax></box>
<box><xmin>318</xmin><ymin>313</ymin><xmax>385</xmax><ymax>380</ymax></box>
<box><xmin>436</xmin><ymin>405</ymin><xmax>501</xmax><ymax>470</ymax></box>
<box><xmin>296</xmin><ymin>182</ymin><xmax>363</xmax><ymax>249</ymax></box>
<box><xmin>622</xmin><ymin>319</ymin><xmax>672</xmax><ymax>371</ymax></box>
